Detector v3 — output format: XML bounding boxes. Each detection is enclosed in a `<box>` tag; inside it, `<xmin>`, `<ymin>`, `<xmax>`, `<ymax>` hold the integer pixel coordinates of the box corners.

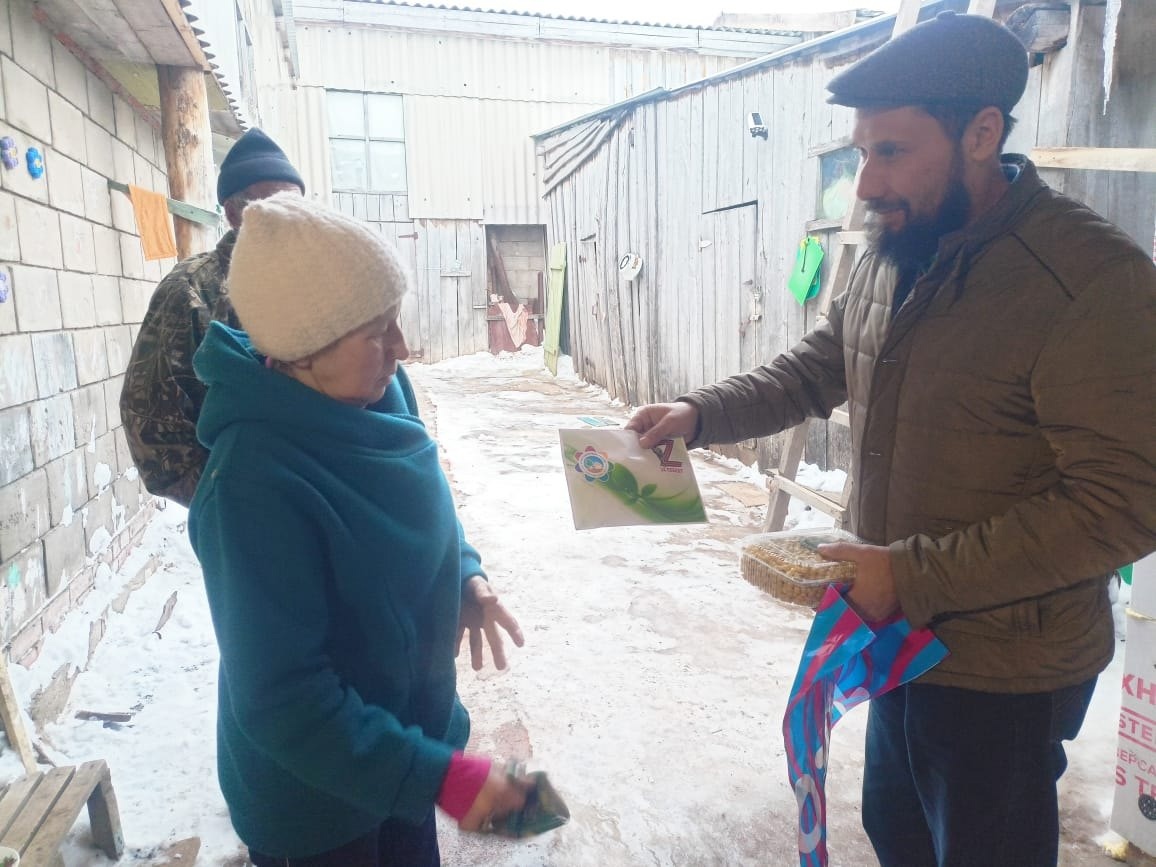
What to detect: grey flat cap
<box><xmin>827</xmin><ymin>11</ymin><xmax>1029</xmax><ymax>112</ymax></box>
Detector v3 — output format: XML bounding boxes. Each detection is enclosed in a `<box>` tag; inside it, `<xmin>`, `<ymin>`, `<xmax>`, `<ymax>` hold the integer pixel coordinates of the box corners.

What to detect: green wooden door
<box><xmin>544</xmin><ymin>243</ymin><xmax>567</xmax><ymax>375</ymax></box>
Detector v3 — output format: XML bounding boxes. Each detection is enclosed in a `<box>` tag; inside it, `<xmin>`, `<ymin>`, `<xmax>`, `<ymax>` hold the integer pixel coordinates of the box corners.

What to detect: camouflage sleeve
<box><xmin>119</xmin><ymin>271</ymin><xmax>212</xmax><ymax>508</ymax></box>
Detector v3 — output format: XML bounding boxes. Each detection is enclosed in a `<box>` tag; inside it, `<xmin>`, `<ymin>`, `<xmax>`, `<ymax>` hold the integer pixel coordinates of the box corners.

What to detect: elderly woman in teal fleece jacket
<box><xmin>187</xmin><ymin>192</ymin><xmax>527</xmax><ymax>867</ymax></box>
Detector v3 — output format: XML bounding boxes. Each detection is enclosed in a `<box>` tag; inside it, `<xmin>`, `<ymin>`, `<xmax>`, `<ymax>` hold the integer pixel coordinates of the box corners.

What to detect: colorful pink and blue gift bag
<box><xmin>783</xmin><ymin>585</ymin><xmax>948</xmax><ymax>866</ymax></box>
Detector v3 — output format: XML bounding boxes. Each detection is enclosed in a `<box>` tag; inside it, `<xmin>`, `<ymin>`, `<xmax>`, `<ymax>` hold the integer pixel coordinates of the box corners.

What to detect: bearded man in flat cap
<box><xmin>628</xmin><ymin>11</ymin><xmax>1156</xmax><ymax>865</ymax></box>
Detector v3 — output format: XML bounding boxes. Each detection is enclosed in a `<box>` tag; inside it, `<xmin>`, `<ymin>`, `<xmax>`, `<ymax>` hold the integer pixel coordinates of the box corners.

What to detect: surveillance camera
<box><xmin>748</xmin><ymin>111</ymin><xmax>768</xmax><ymax>140</ymax></box>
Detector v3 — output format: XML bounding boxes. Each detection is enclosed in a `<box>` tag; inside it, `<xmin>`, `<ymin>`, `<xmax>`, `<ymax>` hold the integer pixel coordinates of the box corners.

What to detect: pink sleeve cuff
<box><xmin>437</xmin><ymin>752</ymin><xmax>492</xmax><ymax>821</ymax></box>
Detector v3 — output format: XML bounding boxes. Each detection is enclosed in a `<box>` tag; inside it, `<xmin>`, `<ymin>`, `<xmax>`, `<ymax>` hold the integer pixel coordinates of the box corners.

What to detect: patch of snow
<box><xmin>93</xmin><ymin>462</ymin><xmax>113</xmax><ymax>491</ymax></box>
<box><xmin>88</xmin><ymin>527</ymin><xmax>113</xmax><ymax>556</ymax></box>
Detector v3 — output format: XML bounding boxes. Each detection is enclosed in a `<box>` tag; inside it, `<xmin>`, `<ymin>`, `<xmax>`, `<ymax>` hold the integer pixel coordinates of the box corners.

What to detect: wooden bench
<box><xmin>0</xmin><ymin>760</ymin><xmax>124</xmax><ymax>867</ymax></box>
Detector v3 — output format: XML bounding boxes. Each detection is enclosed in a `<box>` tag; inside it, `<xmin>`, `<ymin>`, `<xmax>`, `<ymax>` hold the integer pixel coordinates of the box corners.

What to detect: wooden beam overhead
<box><xmin>34</xmin><ymin>0</ymin><xmax>210</xmax><ymax>69</ymax></box>
<box><xmin>39</xmin><ymin>0</ymin><xmax>153</xmax><ymax>64</ymax></box>
<box><xmin>1031</xmin><ymin>147</ymin><xmax>1156</xmax><ymax>173</ymax></box>
<box><xmin>153</xmin><ymin>0</ymin><xmax>215</xmax><ymax>68</ymax></box>
<box><xmin>111</xmin><ymin>0</ymin><xmax>205</xmax><ymax>67</ymax></box>
<box><xmin>35</xmin><ymin>0</ymin><xmax>241</xmax><ymax>135</ymax></box>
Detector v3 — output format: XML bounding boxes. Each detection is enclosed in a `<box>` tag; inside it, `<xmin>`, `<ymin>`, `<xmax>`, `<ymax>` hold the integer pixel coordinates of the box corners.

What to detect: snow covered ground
<box><xmin>3</xmin><ymin>346</ymin><xmax>1146</xmax><ymax>866</ymax></box>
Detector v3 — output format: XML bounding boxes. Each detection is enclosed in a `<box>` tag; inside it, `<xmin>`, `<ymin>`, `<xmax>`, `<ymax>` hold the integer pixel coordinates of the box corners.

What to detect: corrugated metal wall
<box><xmin>257</xmin><ymin>9</ymin><xmax>801</xmax><ymax>363</ymax></box>
<box><xmin>290</xmin><ymin>22</ymin><xmax>762</xmax><ymax>222</ymax></box>
<box><xmin>274</xmin><ymin>85</ymin><xmax>333</xmax><ymax>203</ymax></box>
<box><xmin>294</xmin><ymin>23</ymin><xmax>766</xmax><ymax>102</ymax></box>
<box><xmin>404</xmin><ymin>96</ymin><xmax>484</xmax><ymax>220</ymax></box>
<box><xmin>405</xmin><ymin>96</ymin><xmax>594</xmax><ymax>223</ymax></box>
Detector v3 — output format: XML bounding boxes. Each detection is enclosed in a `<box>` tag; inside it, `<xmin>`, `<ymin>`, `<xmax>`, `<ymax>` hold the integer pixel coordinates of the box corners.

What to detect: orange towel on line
<box><xmin>127</xmin><ymin>184</ymin><xmax>178</xmax><ymax>261</ymax></box>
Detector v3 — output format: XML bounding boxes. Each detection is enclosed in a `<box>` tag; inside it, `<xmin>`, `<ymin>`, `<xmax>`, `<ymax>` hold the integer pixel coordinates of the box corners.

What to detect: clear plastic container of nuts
<box><xmin>740</xmin><ymin>528</ymin><xmax>861</xmax><ymax>609</ymax></box>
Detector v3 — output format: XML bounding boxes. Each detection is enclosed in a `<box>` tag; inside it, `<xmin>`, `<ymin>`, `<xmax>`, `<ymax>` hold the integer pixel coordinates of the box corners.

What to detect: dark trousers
<box><xmin>248</xmin><ymin>812</ymin><xmax>439</xmax><ymax>867</ymax></box>
<box><xmin>862</xmin><ymin>678</ymin><xmax>1097</xmax><ymax>867</ymax></box>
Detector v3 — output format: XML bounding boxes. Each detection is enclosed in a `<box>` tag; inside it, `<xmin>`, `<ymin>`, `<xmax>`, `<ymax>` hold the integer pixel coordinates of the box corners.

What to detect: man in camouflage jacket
<box><xmin>120</xmin><ymin>129</ymin><xmax>305</xmax><ymax>506</ymax></box>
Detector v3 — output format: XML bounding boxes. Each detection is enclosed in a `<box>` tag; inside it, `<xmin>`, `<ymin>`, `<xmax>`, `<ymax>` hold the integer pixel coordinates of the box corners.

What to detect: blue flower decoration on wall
<box><xmin>0</xmin><ymin>137</ymin><xmax>18</xmax><ymax>170</ymax></box>
<box><xmin>26</xmin><ymin>146</ymin><xmax>44</xmax><ymax>179</ymax></box>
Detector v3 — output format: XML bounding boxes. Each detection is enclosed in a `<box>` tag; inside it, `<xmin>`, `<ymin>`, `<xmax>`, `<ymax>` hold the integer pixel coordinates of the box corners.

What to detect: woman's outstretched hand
<box><xmin>458</xmin><ymin>576</ymin><xmax>524</xmax><ymax>670</ymax></box>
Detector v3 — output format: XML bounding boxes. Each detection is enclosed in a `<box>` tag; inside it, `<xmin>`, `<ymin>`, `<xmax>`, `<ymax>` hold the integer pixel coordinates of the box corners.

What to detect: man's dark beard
<box><xmin>865</xmin><ymin>174</ymin><xmax>971</xmax><ymax>271</ymax></box>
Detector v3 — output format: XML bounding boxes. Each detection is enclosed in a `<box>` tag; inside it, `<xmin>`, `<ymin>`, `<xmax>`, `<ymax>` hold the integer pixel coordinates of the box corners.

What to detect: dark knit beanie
<box><xmin>216</xmin><ymin>128</ymin><xmax>305</xmax><ymax>205</ymax></box>
<box><xmin>827</xmin><ymin>11</ymin><xmax>1029</xmax><ymax>113</ymax></box>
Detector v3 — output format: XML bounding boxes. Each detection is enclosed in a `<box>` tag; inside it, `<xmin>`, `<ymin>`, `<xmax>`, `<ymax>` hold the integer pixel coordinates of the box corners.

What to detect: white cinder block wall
<box><xmin>0</xmin><ymin>0</ymin><xmax>174</xmax><ymax>666</ymax></box>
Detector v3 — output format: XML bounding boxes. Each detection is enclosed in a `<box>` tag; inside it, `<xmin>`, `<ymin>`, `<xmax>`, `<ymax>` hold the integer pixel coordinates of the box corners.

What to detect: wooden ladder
<box><xmin>763</xmin><ymin>0</ymin><xmax>998</xmax><ymax>532</ymax></box>
<box><xmin>0</xmin><ymin>760</ymin><xmax>124</xmax><ymax>867</ymax></box>
<box><xmin>0</xmin><ymin>657</ymin><xmax>124</xmax><ymax>866</ymax></box>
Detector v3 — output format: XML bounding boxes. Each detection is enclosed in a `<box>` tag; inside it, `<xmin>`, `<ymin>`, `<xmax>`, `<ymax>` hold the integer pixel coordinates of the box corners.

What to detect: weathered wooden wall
<box><xmin>332</xmin><ymin>196</ymin><xmax>551</xmax><ymax>362</ymax></box>
<box><xmin>1041</xmin><ymin>1</ymin><xmax>1156</xmax><ymax>249</ymax></box>
<box><xmin>332</xmin><ymin>193</ymin><xmax>490</xmax><ymax>362</ymax></box>
<box><xmin>546</xmin><ymin>54</ymin><xmax>858</xmax><ymax>470</ymax></box>
<box><xmin>999</xmin><ymin>1</ymin><xmax>1156</xmax><ymax>246</ymax></box>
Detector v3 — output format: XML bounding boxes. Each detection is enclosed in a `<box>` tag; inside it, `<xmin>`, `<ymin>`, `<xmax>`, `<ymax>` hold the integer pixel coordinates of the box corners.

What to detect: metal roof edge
<box><xmin>531</xmin><ymin>0</ymin><xmax>962</xmax><ymax>141</ymax></box>
<box><xmin>531</xmin><ymin>88</ymin><xmax>667</xmax><ymax>139</ymax></box>
<box><xmin>178</xmin><ymin>0</ymin><xmax>248</xmax><ymax>133</ymax></box>
<box><xmin>344</xmin><ymin>0</ymin><xmax>807</xmax><ymax>36</ymax></box>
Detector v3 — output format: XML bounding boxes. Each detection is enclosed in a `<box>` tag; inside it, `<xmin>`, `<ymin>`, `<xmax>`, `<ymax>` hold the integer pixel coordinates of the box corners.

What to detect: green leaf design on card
<box><xmin>608</xmin><ymin>462</ymin><xmax>638</xmax><ymax>497</ymax></box>
<box><xmin>564</xmin><ymin>445</ymin><xmax>706</xmax><ymax>523</ymax></box>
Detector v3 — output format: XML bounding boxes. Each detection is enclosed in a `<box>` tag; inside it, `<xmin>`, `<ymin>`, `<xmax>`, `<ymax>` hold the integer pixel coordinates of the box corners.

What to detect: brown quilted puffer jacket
<box><xmin>684</xmin><ymin>157</ymin><xmax>1156</xmax><ymax>692</ymax></box>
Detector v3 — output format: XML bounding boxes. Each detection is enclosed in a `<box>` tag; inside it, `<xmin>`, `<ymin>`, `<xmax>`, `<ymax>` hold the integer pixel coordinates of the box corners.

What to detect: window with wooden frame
<box><xmin>326</xmin><ymin>91</ymin><xmax>408</xmax><ymax>193</ymax></box>
<box><xmin>816</xmin><ymin>143</ymin><xmax>860</xmax><ymax>223</ymax></box>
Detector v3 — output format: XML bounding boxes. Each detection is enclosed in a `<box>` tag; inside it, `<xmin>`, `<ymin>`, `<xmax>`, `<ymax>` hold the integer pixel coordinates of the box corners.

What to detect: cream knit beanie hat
<box><xmin>227</xmin><ymin>192</ymin><xmax>410</xmax><ymax>361</ymax></box>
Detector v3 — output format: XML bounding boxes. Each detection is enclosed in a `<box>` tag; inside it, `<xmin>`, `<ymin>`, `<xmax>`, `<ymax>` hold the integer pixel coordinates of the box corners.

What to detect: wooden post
<box><xmin>157</xmin><ymin>65</ymin><xmax>214</xmax><ymax>259</ymax></box>
<box><xmin>1034</xmin><ymin>0</ymin><xmax>1087</xmax><ymax>194</ymax></box>
<box><xmin>0</xmin><ymin>655</ymin><xmax>38</xmax><ymax>776</ymax></box>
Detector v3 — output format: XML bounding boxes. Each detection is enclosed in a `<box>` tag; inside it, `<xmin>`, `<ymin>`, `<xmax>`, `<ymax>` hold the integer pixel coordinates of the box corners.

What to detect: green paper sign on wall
<box><xmin>788</xmin><ymin>236</ymin><xmax>824</xmax><ymax>305</ymax></box>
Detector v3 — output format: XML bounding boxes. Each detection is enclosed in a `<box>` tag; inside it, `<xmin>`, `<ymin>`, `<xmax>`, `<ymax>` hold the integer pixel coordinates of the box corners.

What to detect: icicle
<box><xmin>1102</xmin><ymin>0</ymin><xmax>1122</xmax><ymax>114</ymax></box>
